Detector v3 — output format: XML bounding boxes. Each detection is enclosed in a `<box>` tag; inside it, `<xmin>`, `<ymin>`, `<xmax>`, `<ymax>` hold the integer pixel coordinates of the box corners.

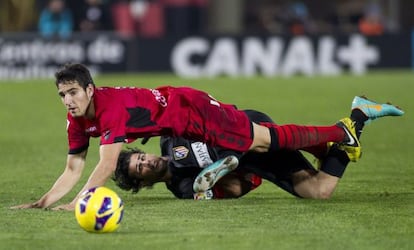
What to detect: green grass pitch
<box><xmin>1</xmin><ymin>71</ymin><xmax>413</xmax><ymax>250</ymax></box>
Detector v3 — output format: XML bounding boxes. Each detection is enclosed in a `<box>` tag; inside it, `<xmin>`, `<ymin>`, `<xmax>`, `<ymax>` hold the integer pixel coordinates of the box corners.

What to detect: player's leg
<box><xmin>251</xmin><ymin>96</ymin><xmax>404</xmax><ymax>161</ymax></box>
<box><xmin>250</xmin><ymin>119</ymin><xmax>359</xmax><ymax>158</ymax></box>
<box><xmin>291</xmin><ymin>143</ymin><xmax>348</xmax><ymax>199</ymax></box>
<box><xmin>244</xmin><ymin>109</ymin><xmax>357</xmax><ymax>163</ymax></box>
<box><xmin>295</xmin><ymin>96</ymin><xmax>405</xmax><ymax>198</ymax></box>
<box><xmin>240</xmin><ymin>147</ymin><xmax>342</xmax><ymax>199</ymax></box>
<box><xmin>291</xmin><ymin>170</ymin><xmax>340</xmax><ymax>199</ymax></box>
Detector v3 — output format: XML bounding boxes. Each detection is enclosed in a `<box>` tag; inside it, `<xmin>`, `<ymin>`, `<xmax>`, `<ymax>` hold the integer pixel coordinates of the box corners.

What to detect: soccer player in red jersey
<box><xmin>11</xmin><ymin>63</ymin><xmax>403</xmax><ymax>210</ymax></box>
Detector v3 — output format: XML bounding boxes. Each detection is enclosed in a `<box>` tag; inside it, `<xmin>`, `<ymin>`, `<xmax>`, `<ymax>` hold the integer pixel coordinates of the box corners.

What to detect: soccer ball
<box><xmin>75</xmin><ymin>186</ymin><xmax>124</xmax><ymax>233</ymax></box>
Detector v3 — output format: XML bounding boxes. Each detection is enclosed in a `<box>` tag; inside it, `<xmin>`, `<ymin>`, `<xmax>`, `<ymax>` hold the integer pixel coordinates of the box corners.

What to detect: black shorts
<box><xmin>239</xmin><ymin>149</ymin><xmax>315</xmax><ymax>197</ymax></box>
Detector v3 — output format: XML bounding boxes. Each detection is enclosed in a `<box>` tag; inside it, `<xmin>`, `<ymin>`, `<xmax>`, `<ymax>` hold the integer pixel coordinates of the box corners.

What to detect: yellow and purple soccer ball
<box><xmin>75</xmin><ymin>186</ymin><xmax>124</xmax><ymax>233</ymax></box>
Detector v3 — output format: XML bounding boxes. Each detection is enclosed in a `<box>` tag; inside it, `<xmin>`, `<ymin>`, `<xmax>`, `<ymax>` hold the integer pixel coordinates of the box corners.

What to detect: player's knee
<box><xmin>216</xmin><ymin>177</ymin><xmax>251</xmax><ymax>198</ymax></box>
<box><xmin>314</xmin><ymin>187</ymin><xmax>334</xmax><ymax>200</ymax></box>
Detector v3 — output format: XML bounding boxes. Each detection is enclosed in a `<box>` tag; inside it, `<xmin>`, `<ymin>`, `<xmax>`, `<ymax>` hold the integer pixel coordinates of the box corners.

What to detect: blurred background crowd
<box><xmin>0</xmin><ymin>0</ymin><xmax>413</xmax><ymax>39</ymax></box>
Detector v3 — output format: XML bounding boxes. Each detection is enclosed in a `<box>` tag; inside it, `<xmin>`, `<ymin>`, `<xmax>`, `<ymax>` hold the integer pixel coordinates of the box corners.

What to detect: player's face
<box><xmin>128</xmin><ymin>153</ymin><xmax>169</xmax><ymax>184</ymax></box>
<box><xmin>57</xmin><ymin>81</ymin><xmax>94</xmax><ymax>118</ymax></box>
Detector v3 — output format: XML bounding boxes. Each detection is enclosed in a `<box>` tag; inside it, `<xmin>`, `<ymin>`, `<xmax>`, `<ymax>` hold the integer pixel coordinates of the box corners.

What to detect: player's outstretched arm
<box><xmin>53</xmin><ymin>143</ymin><xmax>123</xmax><ymax>211</ymax></box>
<box><xmin>10</xmin><ymin>151</ymin><xmax>87</xmax><ymax>209</ymax></box>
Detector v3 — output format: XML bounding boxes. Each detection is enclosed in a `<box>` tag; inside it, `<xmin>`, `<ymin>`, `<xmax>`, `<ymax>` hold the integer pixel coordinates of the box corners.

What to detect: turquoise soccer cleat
<box><xmin>351</xmin><ymin>96</ymin><xmax>404</xmax><ymax>124</ymax></box>
<box><xmin>193</xmin><ymin>155</ymin><xmax>239</xmax><ymax>193</ymax></box>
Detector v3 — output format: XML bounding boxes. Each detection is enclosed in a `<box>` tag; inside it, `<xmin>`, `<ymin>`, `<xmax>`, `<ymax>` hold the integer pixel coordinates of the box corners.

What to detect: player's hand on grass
<box><xmin>52</xmin><ymin>203</ymin><xmax>75</xmax><ymax>211</ymax></box>
<box><xmin>10</xmin><ymin>202</ymin><xmax>44</xmax><ymax>209</ymax></box>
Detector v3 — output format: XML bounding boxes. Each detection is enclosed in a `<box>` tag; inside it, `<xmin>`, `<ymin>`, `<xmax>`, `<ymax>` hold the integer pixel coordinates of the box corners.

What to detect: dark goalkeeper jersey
<box><xmin>160</xmin><ymin>136</ymin><xmax>241</xmax><ymax>199</ymax></box>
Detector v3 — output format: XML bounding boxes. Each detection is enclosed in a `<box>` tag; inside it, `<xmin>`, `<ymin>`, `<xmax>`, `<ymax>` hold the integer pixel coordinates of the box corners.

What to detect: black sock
<box><xmin>350</xmin><ymin>109</ymin><xmax>368</xmax><ymax>138</ymax></box>
<box><xmin>268</xmin><ymin>127</ymin><xmax>279</xmax><ymax>151</ymax></box>
<box><xmin>320</xmin><ymin>145</ymin><xmax>350</xmax><ymax>178</ymax></box>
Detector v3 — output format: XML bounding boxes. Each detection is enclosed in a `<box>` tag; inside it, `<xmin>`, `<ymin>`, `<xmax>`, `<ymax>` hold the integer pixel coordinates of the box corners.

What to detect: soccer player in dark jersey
<box><xmin>112</xmin><ymin>137</ymin><xmax>339</xmax><ymax>199</ymax></box>
<box><xmin>114</xmin><ymin>137</ymin><xmax>263</xmax><ymax>199</ymax></box>
<box><xmin>11</xmin><ymin>63</ymin><xmax>403</xmax><ymax>210</ymax></box>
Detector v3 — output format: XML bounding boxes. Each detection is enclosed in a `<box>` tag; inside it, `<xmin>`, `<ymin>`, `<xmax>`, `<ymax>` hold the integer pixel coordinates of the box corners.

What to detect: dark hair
<box><xmin>54</xmin><ymin>63</ymin><xmax>95</xmax><ymax>89</ymax></box>
<box><xmin>112</xmin><ymin>147</ymin><xmax>146</xmax><ymax>193</ymax></box>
